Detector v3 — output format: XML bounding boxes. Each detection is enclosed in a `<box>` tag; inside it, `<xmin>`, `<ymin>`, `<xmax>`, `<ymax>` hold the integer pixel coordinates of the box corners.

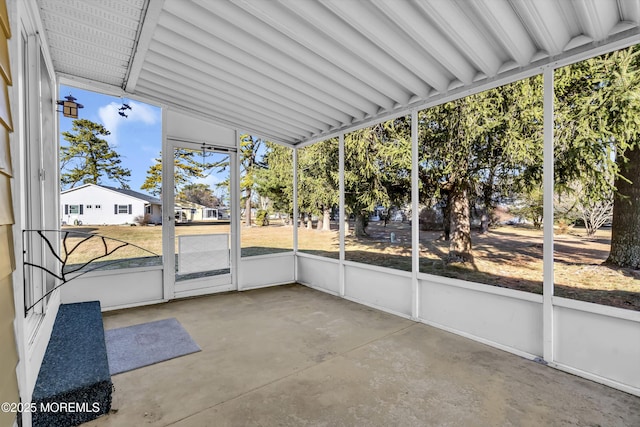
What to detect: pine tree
<box><xmin>297</xmin><ymin>139</ymin><xmax>339</xmax><ymax>231</ymax></box>
<box><xmin>344</xmin><ymin>117</ymin><xmax>411</xmax><ymax>237</ymax></box>
<box><xmin>60</xmin><ymin>119</ymin><xmax>131</xmax><ymax>189</ymax></box>
<box><xmin>239</xmin><ymin>134</ymin><xmax>264</xmax><ymax>227</ymax></box>
<box><xmin>178</xmin><ymin>183</ymin><xmax>220</xmax><ymax>207</ymax></box>
<box><xmin>255</xmin><ymin>142</ymin><xmax>294</xmax><ymax>221</ymax></box>
<box><xmin>140</xmin><ymin>149</ymin><xmax>217</xmax><ymax>196</ymax></box>
<box><xmin>419</xmin><ymin>77</ymin><xmax>543</xmax><ymax>263</ymax></box>
<box><xmin>555</xmin><ymin>47</ymin><xmax>640</xmax><ymax>268</ymax></box>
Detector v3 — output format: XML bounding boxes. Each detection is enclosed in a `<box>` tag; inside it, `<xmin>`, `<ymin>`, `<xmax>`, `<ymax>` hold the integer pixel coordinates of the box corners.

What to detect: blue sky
<box><xmin>59</xmin><ymin>86</ymin><xmax>237</xmax><ymax>202</ymax></box>
<box><xmin>59</xmin><ymin>85</ymin><xmax>162</xmax><ymax>194</ymax></box>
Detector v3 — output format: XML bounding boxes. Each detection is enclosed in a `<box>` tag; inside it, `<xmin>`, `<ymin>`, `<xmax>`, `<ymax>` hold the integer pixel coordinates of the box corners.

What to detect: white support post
<box><xmin>161</xmin><ymin>107</ymin><xmax>174</xmax><ymax>301</ymax></box>
<box><xmin>292</xmin><ymin>147</ymin><xmax>299</xmax><ymax>280</ymax></box>
<box><xmin>411</xmin><ymin>110</ymin><xmax>420</xmax><ymax>320</ymax></box>
<box><xmin>339</xmin><ymin>133</ymin><xmax>346</xmax><ymax>297</ymax></box>
<box><xmin>232</xmin><ymin>131</ymin><xmax>242</xmax><ymax>290</ymax></box>
<box><xmin>543</xmin><ymin>67</ymin><xmax>555</xmax><ymax>362</ymax></box>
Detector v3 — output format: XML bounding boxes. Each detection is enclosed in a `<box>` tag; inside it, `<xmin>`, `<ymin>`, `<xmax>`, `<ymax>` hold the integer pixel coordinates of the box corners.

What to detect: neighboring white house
<box><xmin>174</xmin><ymin>200</ymin><xmax>230</xmax><ymax>223</ymax></box>
<box><xmin>60</xmin><ymin>184</ymin><xmax>162</xmax><ymax>225</ymax></box>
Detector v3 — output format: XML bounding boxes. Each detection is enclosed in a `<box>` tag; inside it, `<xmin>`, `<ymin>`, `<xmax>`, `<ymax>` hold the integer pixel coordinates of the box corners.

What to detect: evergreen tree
<box><xmin>140</xmin><ymin>148</ymin><xmax>217</xmax><ymax>196</ymax></box>
<box><xmin>555</xmin><ymin>47</ymin><xmax>640</xmax><ymax>268</ymax></box>
<box><xmin>239</xmin><ymin>134</ymin><xmax>264</xmax><ymax>227</ymax></box>
<box><xmin>419</xmin><ymin>77</ymin><xmax>543</xmax><ymax>263</ymax></box>
<box><xmin>344</xmin><ymin>117</ymin><xmax>411</xmax><ymax>237</ymax></box>
<box><xmin>178</xmin><ymin>183</ymin><xmax>220</xmax><ymax>207</ymax></box>
<box><xmin>60</xmin><ymin>119</ymin><xmax>131</xmax><ymax>189</ymax></box>
<box><xmin>204</xmin><ymin>134</ymin><xmax>268</xmax><ymax>227</ymax></box>
<box><xmin>255</xmin><ymin>142</ymin><xmax>294</xmax><ymax>221</ymax></box>
<box><xmin>297</xmin><ymin>139</ymin><xmax>339</xmax><ymax>231</ymax></box>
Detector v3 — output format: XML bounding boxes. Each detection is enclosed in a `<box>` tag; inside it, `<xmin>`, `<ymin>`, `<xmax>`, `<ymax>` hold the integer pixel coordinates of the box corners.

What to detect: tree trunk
<box><xmin>480</xmin><ymin>191</ymin><xmax>491</xmax><ymax>234</ymax></box>
<box><xmin>322</xmin><ymin>206</ymin><xmax>331</xmax><ymax>231</ymax></box>
<box><xmin>442</xmin><ymin>192</ymin><xmax>451</xmax><ymax>241</ymax></box>
<box><xmin>480</xmin><ymin>210</ymin><xmax>490</xmax><ymax>234</ymax></box>
<box><xmin>480</xmin><ymin>167</ymin><xmax>496</xmax><ymax>234</ymax></box>
<box><xmin>607</xmin><ymin>146</ymin><xmax>640</xmax><ymax>268</ymax></box>
<box><xmin>244</xmin><ymin>190</ymin><xmax>252</xmax><ymax>227</ymax></box>
<box><xmin>354</xmin><ymin>213</ymin><xmax>368</xmax><ymax>237</ymax></box>
<box><xmin>447</xmin><ymin>185</ymin><xmax>473</xmax><ymax>263</ymax></box>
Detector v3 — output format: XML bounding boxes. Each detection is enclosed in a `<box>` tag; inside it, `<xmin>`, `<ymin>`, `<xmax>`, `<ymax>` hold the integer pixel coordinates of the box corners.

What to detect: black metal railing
<box><xmin>23</xmin><ymin>229</ymin><xmax>160</xmax><ymax>315</ymax></box>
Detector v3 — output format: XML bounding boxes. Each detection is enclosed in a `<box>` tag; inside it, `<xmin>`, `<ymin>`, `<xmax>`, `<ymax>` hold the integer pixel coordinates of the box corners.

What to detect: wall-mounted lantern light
<box><xmin>56</xmin><ymin>94</ymin><xmax>84</xmax><ymax>118</ymax></box>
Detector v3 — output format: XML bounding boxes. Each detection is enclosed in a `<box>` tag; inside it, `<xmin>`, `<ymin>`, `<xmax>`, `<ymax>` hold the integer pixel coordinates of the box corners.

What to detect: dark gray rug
<box><xmin>105</xmin><ymin>318</ymin><xmax>201</xmax><ymax>375</ymax></box>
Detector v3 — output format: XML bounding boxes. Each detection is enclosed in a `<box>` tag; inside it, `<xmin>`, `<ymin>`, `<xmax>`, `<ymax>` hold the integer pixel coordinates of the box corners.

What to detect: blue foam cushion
<box><xmin>32</xmin><ymin>301</ymin><xmax>112</xmax><ymax>427</ymax></box>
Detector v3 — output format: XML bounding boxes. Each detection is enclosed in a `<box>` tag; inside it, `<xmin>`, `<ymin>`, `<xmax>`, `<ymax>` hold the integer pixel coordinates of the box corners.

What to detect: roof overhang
<box><xmin>36</xmin><ymin>0</ymin><xmax>640</xmax><ymax>145</ymax></box>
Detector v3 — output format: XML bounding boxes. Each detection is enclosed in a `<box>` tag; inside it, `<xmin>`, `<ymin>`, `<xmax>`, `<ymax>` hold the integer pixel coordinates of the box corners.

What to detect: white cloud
<box><xmin>97</xmin><ymin>100</ymin><xmax>159</xmax><ymax>146</ymax></box>
<box><xmin>127</xmin><ymin>100</ymin><xmax>158</xmax><ymax>125</ymax></box>
<box><xmin>97</xmin><ymin>103</ymin><xmax>120</xmax><ymax>145</ymax></box>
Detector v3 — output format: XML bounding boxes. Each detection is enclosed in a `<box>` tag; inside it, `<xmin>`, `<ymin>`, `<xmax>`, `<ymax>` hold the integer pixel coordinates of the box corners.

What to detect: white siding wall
<box><xmin>61</xmin><ymin>186</ymin><xmax>149</xmax><ymax>225</ymax></box>
<box><xmin>297</xmin><ymin>262</ymin><xmax>639</xmax><ymax>396</ymax></box>
<box><xmin>344</xmin><ymin>263</ymin><xmax>412</xmax><ymax>317</ymax></box>
<box><xmin>61</xmin><ymin>267</ymin><xmax>164</xmax><ymax>310</ymax></box>
<box><xmin>419</xmin><ymin>277</ymin><xmax>543</xmax><ymax>357</ymax></box>
<box><xmin>239</xmin><ymin>253</ymin><xmax>295</xmax><ymax>290</ymax></box>
<box><xmin>552</xmin><ymin>299</ymin><xmax>640</xmax><ymax>394</ymax></box>
<box><xmin>296</xmin><ymin>254</ymin><xmax>340</xmax><ymax>295</ymax></box>
<box><xmin>150</xmin><ymin>204</ymin><xmax>162</xmax><ymax>224</ymax></box>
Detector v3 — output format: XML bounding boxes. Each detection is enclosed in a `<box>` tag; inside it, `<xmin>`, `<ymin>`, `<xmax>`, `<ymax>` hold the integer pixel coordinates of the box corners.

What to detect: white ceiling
<box><xmin>36</xmin><ymin>0</ymin><xmax>640</xmax><ymax>145</ymax></box>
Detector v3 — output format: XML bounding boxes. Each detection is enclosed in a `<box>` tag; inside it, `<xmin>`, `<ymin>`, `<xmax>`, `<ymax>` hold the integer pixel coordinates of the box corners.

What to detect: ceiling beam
<box><xmin>155</xmin><ymin>15</ymin><xmax>368</xmax><ymax>121</ymax></box>
<box><xmin>371</xmin><ymin>0</ymin><xmax>476</xmax><ymax>85</ymax></box>
<box><xmin>469</xmin><ymin>0</ymin><xmax>537</xmax><ymax>67</ymax></box>
<box><xmin>232</xmin><ymin>0</ymin><xmax>418</xmax><ymax>104</ymax></box>
<box><xmin>323</xmin><ymin>0</ymin><xmax>451</xmax><ymax>93</ymax></box>
<box><xmin>142</xmin><ymin>55</ymin><xmax>334</xmax><ymax>133</ymax></box>
<box><xmin>135</xmin><ymin>81</ymin><xmax>311</xmax><ymax>142</ymax></box>
<box><xmin>511</xmin><ymin>0</ymin><xmax>569</xmax><ymax>56</ymax></box>
<box><xmin>144</xmin><ymin>43</ymin><xmax>343</xmax><ymax>129</ymax></box>
<box><xmin>189</xmin><ymin>0</ymin><xmax>394</xmax><ymax>112</ymax></box>
<box><xmin>148</xmin><ymin>27</ymin><xmax>355</xmax><ymax>126</ymax></box>
<box><xmin>137</xmin><ymin>67</ymin><xmax>323</xmax><ymax>137</ymax></box>
<box><xmin>413</xmin><ymin>0</ymin><xmax>501</xmax><ymax>78</ymax></box>
<box><xmin>125</xmin><ymin>0</ymin><xmax>164</xmax><ymax>92</ymax></box>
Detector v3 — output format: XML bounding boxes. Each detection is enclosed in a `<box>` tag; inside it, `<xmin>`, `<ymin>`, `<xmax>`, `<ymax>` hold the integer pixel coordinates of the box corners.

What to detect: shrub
<box><xmin>134</xmin><ymin>214</ymin><xmax>152</xmax><ymax>226</ymax></box>
<box><xmin>555</xmin><ymin>218</ymin><xmax>574</xmax><ymax>235</ymax></box>
<box><xmin>255</xmin><ymin>209</ymin><xmax>269</xmax><ymax>226</ymax></box>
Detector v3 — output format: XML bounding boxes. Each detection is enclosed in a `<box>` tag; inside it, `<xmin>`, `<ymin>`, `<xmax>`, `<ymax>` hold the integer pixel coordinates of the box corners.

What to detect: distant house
<box><xmin>60</xmin><ymin>184</ymin><xmax>162</xmax><ymax>225</ymax></box>
<box><xmin>174</xmin><ymin>200</ymin><xmax>229</xmax><ymax>223</ymax></box>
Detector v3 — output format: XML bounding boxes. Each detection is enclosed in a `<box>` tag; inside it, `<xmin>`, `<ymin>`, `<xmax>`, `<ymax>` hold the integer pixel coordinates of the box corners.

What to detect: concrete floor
<box><xmin>86</xmin><ymin>284</ymin><xmax>640</xmax><ymax>427</ymax></box>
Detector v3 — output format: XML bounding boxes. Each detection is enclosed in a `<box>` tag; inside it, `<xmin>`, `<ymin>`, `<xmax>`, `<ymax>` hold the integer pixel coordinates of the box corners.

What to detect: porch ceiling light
<box><xmin>56</xmin><ymin>94</ymin><xmax>84</xmax><ymax>118</ymax></box>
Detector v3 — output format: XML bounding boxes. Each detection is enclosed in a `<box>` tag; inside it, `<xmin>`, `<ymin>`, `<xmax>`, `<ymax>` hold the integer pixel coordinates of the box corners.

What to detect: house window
<box><xmin>145</xmin><ymin>205</ymin><xmax>151</xmax><ymax>214</ymax></box>
<box><xmin>64</xmin><ymin>204</ymin><xmax>83</xmax><ymax>215</ymax></box>
<box><xmin>115</xmin><ymin>204</ymin><xmax>132</xmax><ymax>214</ymax></box>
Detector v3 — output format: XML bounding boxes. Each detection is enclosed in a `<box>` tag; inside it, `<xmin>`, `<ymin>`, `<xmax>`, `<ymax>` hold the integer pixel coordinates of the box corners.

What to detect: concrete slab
<box><xmin>86</xmin><ymin>284</ymin><xmax>640</xmax><ymax>426</ymax></box>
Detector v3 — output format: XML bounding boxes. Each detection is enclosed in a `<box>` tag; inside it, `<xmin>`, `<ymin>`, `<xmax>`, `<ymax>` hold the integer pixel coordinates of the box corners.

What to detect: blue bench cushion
<box><xmin>32</xmin><ymin>301</ymin><xmax>112</xmax><ymax>427</ymax></box>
